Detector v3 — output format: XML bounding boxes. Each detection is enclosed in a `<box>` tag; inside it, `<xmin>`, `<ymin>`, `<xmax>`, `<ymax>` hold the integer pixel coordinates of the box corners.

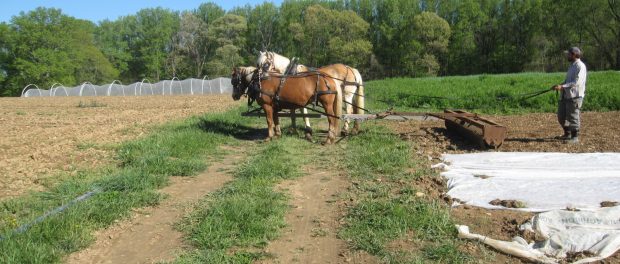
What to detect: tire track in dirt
<box><xmin>65</xmin><ymin>146</ymin><xmax>246</xmax><ymax>264</ymax></box>
<box><xmin>258</xmin><ymin>164</ymin><xmax>377</xmax><ymax>264</ymax></box>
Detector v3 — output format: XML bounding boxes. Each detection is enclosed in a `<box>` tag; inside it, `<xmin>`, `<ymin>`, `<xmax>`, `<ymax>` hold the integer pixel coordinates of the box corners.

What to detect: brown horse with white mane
<box><xmin>232</xmin><ymin>67</ymin><xmax>342</xmax><ymax>144</ymax></box>
<box><xmin>257</xmin><ymin>51</ymin><xmax>365</xmax><ymax>135</ymax></box>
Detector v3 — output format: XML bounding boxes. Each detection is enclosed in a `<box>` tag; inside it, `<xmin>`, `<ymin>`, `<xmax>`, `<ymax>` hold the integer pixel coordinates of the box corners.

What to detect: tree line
<box><xmin>1</xmin><ymin>0</ymin><xmax>619</xmax><ymax>96</ymax></box>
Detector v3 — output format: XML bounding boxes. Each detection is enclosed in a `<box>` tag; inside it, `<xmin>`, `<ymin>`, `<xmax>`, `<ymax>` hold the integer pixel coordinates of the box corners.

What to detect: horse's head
<box><xmin>257</xmin><ymin>51</ymin><xmax>292</xmax><ymax>74</ymax></box>
<box><xmin>232</xmin><ymin>67</ymin><xmax>260</xmax><ymax>101</ymax></box>
<box><xmin>231</xmin><ymin>67</ymin><xmax>246</xmax><ymax>101</ymax></box>
<box><xmin>256</xmin><ymin>51</ymin><xmax>272</xmax><ymax>72</ymax></box>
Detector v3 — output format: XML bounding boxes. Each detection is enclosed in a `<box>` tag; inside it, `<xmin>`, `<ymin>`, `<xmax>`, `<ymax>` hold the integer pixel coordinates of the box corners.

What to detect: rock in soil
<box><xmin>600</xmin><ymin>201</ymin><xmax>619</xmax><ymax>207</ymax></box>
<box><xmin>489</xmin><ymin>199</ymin><xmax>527</xmax><ymax>209</ymax></box>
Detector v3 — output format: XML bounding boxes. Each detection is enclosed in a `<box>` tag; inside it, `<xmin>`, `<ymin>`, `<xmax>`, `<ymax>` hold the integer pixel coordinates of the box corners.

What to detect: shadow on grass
<box><xmin>197</xmin><ymin>117</ymin><xmax>266</xmax><ymax>141</ymax></box>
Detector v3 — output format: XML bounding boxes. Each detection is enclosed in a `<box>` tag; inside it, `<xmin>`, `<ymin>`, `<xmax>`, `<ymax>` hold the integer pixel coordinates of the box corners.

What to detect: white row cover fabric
<box><xmin>21</xmin><ymin>77</ymin><xmax>233</xmax><ymax>97</ymax></box>
<box><xmin>433</xmin><ymin>152</ymin><xmax>620</xmax><ymax>212</ymax></box>
<box><xmin>457</xmin><ymin>206</ymin><xmax>620</xmax><ymax>264</ymax></box>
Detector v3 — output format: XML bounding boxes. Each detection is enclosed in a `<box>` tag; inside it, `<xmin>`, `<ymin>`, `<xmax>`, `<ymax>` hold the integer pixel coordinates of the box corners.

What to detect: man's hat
<box><xmin>565</xmin><ymin>47</ymin><xmax>582</xmax><ymax>57</ymax></box>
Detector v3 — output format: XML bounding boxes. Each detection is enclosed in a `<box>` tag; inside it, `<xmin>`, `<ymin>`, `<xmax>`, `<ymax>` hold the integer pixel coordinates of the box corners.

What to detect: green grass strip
<box><xmin>366</xmin><ymin>71</ymin><xmax>620</xmax><ymax>114</ymax></box>
<box><xmin>175</xmin><ymin>137</ymin><xmax>311</xmax><ymax>263</ymax></box>
<box><xmin>340</xmin><ymin>125</ymin><xmax>471</xmax><ymax>263</ymax></box>
<box><xmin>0</xmin><ymin>108</ymin><xmax>249</xmax><ymax>263</ymax></box>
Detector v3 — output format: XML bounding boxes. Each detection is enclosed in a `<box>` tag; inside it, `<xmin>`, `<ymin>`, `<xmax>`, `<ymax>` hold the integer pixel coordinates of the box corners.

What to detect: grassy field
<box><xmin>340</xmin><ymin>125</ymin><xmax>472</xmax><ymax>263</ymax></box>
<box><xmin>365</xmin><ymin>71</ymin><xmax>620</xmax><ymax>114</ymax></box>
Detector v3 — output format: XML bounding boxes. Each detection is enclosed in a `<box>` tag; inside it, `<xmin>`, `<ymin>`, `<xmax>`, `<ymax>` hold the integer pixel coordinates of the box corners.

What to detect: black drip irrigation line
<box><xmin>0</xmin><ymin>188</ymin><xmax>102</xmax><ymax>241</ymax></box>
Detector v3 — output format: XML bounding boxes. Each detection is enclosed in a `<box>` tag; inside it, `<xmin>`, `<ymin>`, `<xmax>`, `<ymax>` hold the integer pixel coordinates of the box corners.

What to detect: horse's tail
<box><xmin>334</xmin><ymin>76</ymin><xmax>343</xmax><ymax>136</ymax></box>
<box><xmin>352</xmin><ymin>68</ymin><xmax>365</xmax><ymax>114</ymax></box>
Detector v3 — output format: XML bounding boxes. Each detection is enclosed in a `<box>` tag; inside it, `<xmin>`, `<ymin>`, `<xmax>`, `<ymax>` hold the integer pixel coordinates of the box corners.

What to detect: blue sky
<box><xmin>1</xmin><ymin>0</ymin><xmax>283</xmax><ymax>23</ymax></box>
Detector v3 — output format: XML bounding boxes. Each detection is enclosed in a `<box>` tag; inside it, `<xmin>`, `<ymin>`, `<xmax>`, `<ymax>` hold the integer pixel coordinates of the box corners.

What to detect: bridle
<box><xmin>233</xmin><ymin>69</ymin><xmax>264</xmax><ymax>106</ymax></box>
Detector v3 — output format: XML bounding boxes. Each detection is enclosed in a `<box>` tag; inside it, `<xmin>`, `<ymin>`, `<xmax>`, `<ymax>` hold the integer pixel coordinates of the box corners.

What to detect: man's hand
<box><xmin>552</xmin><ymin>85</ymin><xmax>563</xmax><ymax>91</ymax></box>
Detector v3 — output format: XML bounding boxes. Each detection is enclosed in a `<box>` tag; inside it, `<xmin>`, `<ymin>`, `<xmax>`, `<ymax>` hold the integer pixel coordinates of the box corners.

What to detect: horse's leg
<box><xmin>274</xmin><ymin>111</ymin><xmax>282</xmax><ymax>138</ymax></box>
<box><xmin>290</xmin><ymin>109</ymin><xmax>297</xmax><ymax>134</ymax></box>
<box><xmin>302</xmin><ymin>107</ymin><xmax>313</xmax><ymax>142</ymax></box>
<box><xmin>325</xmin><ymin>103</ymin><xmax>337</xmax><ymax>145</ymax></box>
<box><xmin>264</xmin><ymin>105</ymin><xmax>275</xmax><ymax>142</ymax></box>
<box><xmin>351</xmin><ymin>86</ymin><xmax>361</xmax><ymax>135</ymax></box>
<box><xmin>320</xmin><ymin>96</ymin><xmax>337</xmax><ymax>145</ymax></box>
<box><xmin>343</xmin><ymin>88</ymin><xmax>355</xmax><ymax>136</ymax></box>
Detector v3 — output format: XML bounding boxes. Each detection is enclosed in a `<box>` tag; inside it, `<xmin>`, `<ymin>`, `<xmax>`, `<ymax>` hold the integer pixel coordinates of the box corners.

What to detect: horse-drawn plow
<box><xmin>243</xmin><ymin>108</ymin><xmax>508</xmax><ymax>149</ymax></box>
<box><xmin>345</xmin><ymin>109</ymin><xmax>507</xmax><ymax>149</ymax></box>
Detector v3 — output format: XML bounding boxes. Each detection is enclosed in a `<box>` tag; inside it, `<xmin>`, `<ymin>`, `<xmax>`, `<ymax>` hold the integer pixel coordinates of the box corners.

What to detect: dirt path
<box><xmin>257</xmin><ymin>166</ymin><xmax>353</xmax><ymax>264</ymax></box>
<box><xmin>65</xmin><ymin>146</ymin><xmax>245</xmax><ymax>264</ymax></box>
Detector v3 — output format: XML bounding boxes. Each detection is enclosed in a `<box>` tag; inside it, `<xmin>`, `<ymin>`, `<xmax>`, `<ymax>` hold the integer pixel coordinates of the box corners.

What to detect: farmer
<box><xmin>552</xmin><ymin>47</ymin><xmax>587</xmax><ymax>144</ymax></box>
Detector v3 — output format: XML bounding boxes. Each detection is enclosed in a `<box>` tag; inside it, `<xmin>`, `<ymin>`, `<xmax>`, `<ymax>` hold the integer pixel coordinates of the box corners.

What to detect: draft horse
<box><xmin>232</xmin><ymin>67</ymin><xmax>343</xmax><ymax>144</ymax></box>
<box><xmin>257</xmin><ymin>51</ymin><xmax>365</xmax><ymax>135</ymax></box>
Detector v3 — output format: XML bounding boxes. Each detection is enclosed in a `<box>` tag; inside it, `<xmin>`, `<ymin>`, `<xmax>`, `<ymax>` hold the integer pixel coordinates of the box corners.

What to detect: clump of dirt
<box><xmin>489</xmin><ymin>199</ymin><xmax>527</xmax><ymax>209</ymax></box>
<box><xmin>600</xmin><ymin>201</ymin><xmax>619</xmax><ymax>207</ymax></box>
<box><xmin>564</xmin><ymin>251</ymin><xmax>598</xmax><ymax>263</ymax></box>
<box><xmin>413</xmin><ymin>174</ymin><xmax>446</xmax><ymax>201</ymax></box>
<box><xmin>451</xmin><ymin>206</ymin><xmax>533</xmax><ymax>242</ymax></box>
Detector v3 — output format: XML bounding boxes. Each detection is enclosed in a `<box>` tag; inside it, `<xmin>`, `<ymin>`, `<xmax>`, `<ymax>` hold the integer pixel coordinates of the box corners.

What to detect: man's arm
<box><xmin>561</xmin><ymin>64</ymin><xmax>581</xmax><ymax>89</ymax></box>
<box><xmin>553</xmin><ymin>64</ymin><xmax>581</xmax><ymax>91</ymax></box>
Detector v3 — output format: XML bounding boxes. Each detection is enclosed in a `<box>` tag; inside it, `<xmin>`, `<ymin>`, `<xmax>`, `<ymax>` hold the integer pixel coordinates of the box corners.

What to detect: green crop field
<box><xmin>365</xmin><ymin>71</ymin><xmax>620</xmax><ymax>114</ymax></box>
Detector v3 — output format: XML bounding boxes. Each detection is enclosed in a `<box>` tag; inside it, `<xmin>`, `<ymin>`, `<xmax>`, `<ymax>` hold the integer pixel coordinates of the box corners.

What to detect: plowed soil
<box><xmin>0</xmin><ymin>96</ymin><xmax>239</xmax><ymax>200</ymax></box>
<box><xmin>390</xmin><ymin>111</ymin><xmax>620</xmax><ymax>157</ymax></box>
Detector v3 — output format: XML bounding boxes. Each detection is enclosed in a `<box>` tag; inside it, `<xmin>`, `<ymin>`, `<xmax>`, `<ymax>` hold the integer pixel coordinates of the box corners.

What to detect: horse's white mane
<box><xmin>237</xmin><ymin>66</ymin><xmax>256</xmax><ymax>82</ymax></box>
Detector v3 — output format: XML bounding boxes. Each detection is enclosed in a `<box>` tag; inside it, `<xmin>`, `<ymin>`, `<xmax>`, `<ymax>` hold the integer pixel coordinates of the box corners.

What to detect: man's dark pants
<box><xmin>557</xmin><ymin>98</ymin><xmax>583</xmax><ymax>132</ymax></box>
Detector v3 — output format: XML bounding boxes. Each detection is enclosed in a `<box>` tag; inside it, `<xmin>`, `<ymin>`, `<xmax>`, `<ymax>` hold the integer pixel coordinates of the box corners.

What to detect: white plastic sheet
<box><xmin>434</xmin><ymin>152</ymin><xmax>620</xmax><ymax>212</ymax></box>
<box><xmin>458</xmin><ymin>206</ymin><xmax>620</xmax><ymax>263</ymax></box>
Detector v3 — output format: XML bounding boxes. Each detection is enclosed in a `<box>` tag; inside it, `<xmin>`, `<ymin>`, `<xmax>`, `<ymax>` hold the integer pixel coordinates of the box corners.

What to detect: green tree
<box><xmin>552</xmin><ymin>0</ymin><xmax>620</xmax><ymax>70</ymax></box>
<box><xmin>205</xmin><ymin>14</ymin><xmax>247</xmax><ymax>77</ymax></box>
<box><xmin>167</xmin><ymin>12</ymin><xmax>209</xmax><ymax>78</ymax></box>
<box><xmin>246</xmin><ymin>2</ymin><xmax>279</xmax><ymax>52</ymax></box>
<box><xmin>0</xmin><ymin>23</ymin><xmax>9</xmax><ymax>90</ymax></box>
<box><xmin>445</xmin><ymin>0</ymin><xmax>489</xmax><ymax>75</ymax></box>
<box><xmin>195</xmin><ymin>2</ymin><xmax>225</xmax><ymax>25</ymax></box>
<box><xmin>409</xmin><ymin>11</ymin><xmax>451</xmax><ymax>76</ymax></box>
<box><xmin>2</xmin><ymin>8</ymin><xmax>117</xmax><ymax>96</ymax></box>
<box><xmin>68</xmin><ymin>19</ymin><xmax>119</xmax><ymax>84</ymax></box>
<box><xmin>133</xmin><ymin>8</ymin><xmax>179</xmax><ymax>80</ymax></box>
<box><xmin>372</xmin><ymin>0</ymin><xmax>421</xmax><ymax>76</ymax></box>
<box><xmin>289</xmin><ymin>5</ymin><xmax>373</xmax><ymax>70</ymax></box>
<box><xmin>95</xmin><ymin>19</ymin><xmax>132</xmax><ymax>80</ymax></box>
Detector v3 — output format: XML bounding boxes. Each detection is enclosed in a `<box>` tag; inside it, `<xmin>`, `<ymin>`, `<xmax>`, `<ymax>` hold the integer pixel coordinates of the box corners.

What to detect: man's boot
<box><xmin>558</xmin><ymin>128</ymin><xmax>571</xmax><ymax>140</ymax></box>
<box><xmin>567</xmin><ymin>130</ymin><xmax>579</xmax><ymax>144</ymax></box>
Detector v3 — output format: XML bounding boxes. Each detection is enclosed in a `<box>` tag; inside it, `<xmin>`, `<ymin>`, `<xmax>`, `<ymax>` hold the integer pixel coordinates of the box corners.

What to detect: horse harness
<box><xmin>258</xmin><ymin>63</ymin><xmax>338</xmax><ymax>109</ymax></box>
